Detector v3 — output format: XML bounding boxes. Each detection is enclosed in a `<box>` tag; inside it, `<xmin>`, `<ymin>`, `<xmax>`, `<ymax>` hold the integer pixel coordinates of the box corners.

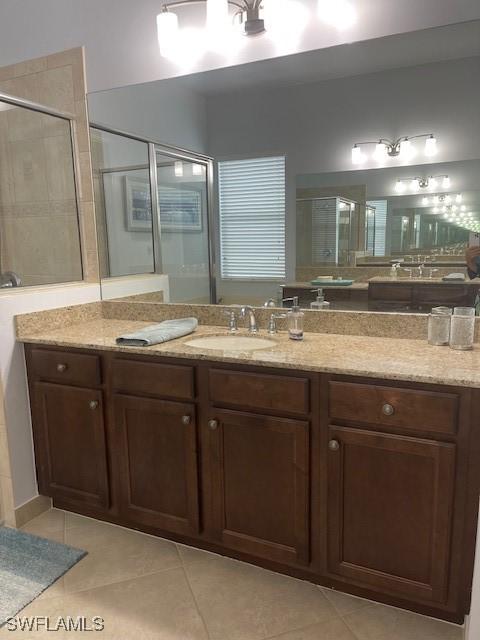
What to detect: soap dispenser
<box><xmin>282</xmin><ymin>297</ymin><xmax>304</xmax><ymax>341</ymax></box>
<box><xmin>310</xmin><ymin>288</ymin><xmax>330</xmax><ymax>310</ymax></box>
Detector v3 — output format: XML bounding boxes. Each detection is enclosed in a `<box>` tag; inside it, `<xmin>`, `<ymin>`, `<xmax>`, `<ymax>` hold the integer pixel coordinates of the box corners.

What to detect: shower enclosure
<box><xmin>90</xmin><ymin>124</ymin><xmax>215</xmax><ymax>303</ymax></box>
<box><xmin>0</xmin><ymin>91</ymin><xmax>82</xmax><ymax>288</ymax></box>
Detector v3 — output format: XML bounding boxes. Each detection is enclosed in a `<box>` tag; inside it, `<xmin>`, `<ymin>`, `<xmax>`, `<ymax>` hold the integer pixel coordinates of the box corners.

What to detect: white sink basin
<box><xmin>185</xmin><ymin>335</ymin><xmax>276</xmax><ymax>352</ymax></box>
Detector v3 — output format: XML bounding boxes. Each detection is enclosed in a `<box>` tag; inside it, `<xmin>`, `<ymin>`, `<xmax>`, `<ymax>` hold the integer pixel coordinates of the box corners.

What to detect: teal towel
<box><xmin>116</xmin><ymin>317</ymin><xmax>198</xmax><ymax>347</ymax></box>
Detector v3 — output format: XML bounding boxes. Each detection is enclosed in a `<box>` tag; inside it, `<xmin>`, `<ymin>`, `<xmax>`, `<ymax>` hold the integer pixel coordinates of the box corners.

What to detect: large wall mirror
<box><xmin>88</xmin><ymin>19</ymin><xmax>480</xmax><ymax>312</ymax></box>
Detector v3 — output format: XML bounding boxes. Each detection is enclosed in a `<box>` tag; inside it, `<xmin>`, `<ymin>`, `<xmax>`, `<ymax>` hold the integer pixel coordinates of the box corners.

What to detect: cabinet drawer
<box><xmin>112</xmin><ymin>358</ymin><xmax>194</xmax><ymax>400</ymax></box>
<box><xmin>209</xmin><ymin>369</ymin><xmax>310</xmax><ymax>415</ymax></box>
<box><xmin>30</xmin><ymin>349</ymin><xmax>102</xmax><ymax>387</ymax></box>
<box><xmin>329</xmin><ymin>381</ymin><xmax>458</xmax><ymax>435</ymax></box>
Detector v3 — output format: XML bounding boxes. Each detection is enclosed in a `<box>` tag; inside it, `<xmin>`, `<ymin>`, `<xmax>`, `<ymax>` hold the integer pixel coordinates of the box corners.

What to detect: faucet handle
<box><xmin>268</xmin><ymin>313</ymin><xmax>287</xmax><ymax>335</ymax></box>
<box><xmin>223</xmin><ymin>309</ymin><xmax>238</xmax><ymax>333</ymax></box>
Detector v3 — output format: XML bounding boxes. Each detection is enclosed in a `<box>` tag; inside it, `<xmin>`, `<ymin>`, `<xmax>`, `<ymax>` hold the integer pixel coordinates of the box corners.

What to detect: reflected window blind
<box><xmin>218</xmin><ymin>156</ymin><xmax>286</xmax><ymax>279</ymax></box>
<box><xmin>367</xmin><ymin>199</ymin><xmax>388</xmax><ymax>256</ymax></box>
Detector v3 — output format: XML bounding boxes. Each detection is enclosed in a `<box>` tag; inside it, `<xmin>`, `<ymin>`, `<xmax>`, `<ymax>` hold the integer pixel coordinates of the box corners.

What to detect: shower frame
<box><xmin>90</xmin><ymin>122</ymin><xmax>217</xmax><ymax>303</ymax></box>
<box><xmin>0</xmin><ymin>90</ymin><xmax>84</xmax><ymax>284</ymax></box>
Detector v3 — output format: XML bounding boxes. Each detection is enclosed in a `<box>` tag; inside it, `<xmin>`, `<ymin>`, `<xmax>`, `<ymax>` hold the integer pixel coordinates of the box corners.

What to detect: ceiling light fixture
<box><xmin>351</xmin><ymin>133</ymin><xmax>437</xmax><ymax>165</ymax></box>
<box><xmin>157</xmin><ymin>0</ymin><xmax>357</xmax><ymax>58</ymax></box>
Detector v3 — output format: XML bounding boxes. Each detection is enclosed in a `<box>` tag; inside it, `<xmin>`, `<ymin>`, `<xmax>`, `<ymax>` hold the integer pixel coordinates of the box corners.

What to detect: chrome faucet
<box><xmin>239</xmin><ymin>306</ymin><xmax>258</xmax><ymax>333</ymax></box>
<box><xmin>223</xmin><ymin>309</ymin><xmax>238</xmax><ymax>333</ymax></box>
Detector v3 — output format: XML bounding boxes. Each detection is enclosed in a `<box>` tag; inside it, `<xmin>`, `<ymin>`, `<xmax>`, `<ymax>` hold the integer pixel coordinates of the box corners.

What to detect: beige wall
<box><xmin>0</xmin><ymin>377</ymin><xmax>15</xmax><ymax>526</ymax></box>
<box><xmin>0</xmin><ymin>48</ymin><xmax>99</xmax><ymax>284</ymax></box>
<box><xmin>0</xmin><ymin>48</ymin><xmax>99</xmax><ymax>524</ymax></box>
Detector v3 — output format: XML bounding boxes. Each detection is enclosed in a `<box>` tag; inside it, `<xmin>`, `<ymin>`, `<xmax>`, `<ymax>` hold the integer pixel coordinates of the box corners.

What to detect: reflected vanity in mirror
<box><xmin>87</xmin><ymin>19</ymin><xmax>480</xmax><ymax>314</ymax></box>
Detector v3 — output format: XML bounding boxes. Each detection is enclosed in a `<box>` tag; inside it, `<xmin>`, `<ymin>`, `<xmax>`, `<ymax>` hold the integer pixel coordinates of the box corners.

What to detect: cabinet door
<box><xmin>208</xmin><ymin>409</ymin><xmax>310</xmax><ymax>566</ymax></box>
<box><xmin>114</xmin><ymin>394</ymin><xmax>200</xmax><ymax>536</ymax></box>
<box><xmin>33</xmin><ymin>382</ymin><xmax>109</xmax><ymax>509</ymax></box>
<box><xmin>327</xmin><ymin>426</ymin><xmax>455</xmax><ymax>604</ymax></box>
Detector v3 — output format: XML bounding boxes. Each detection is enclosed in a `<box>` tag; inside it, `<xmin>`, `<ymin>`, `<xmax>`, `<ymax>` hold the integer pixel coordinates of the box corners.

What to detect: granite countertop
<box><xmin>283</xmin><ymin>281</ymin><xmax>369</xmax><ymax>290</ymax></box>
<box><xmin>17</xmin><ymin>318</ymin><xmax>480</xmax><ymax>389</ymax></box>
<box><xmin>369</xmin><ymin>276</ymin><xmax>480</xmax><ymax>285</ymax></box>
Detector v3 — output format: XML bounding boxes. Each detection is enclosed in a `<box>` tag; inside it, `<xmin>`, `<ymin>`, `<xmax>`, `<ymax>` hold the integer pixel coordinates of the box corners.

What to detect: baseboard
<box><xmin>14</xmin><ymin>494</ymin><xmax>52</xmax><ymax>528</ymax></box>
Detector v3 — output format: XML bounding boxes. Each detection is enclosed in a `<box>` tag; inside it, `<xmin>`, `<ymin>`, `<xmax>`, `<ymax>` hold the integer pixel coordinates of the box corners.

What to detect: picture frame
<box><xmin>124</xmin><ymin>177</ymin><xmax>203</xmax><ymax>233</ymax></box>
<box><xmin>124</xmin><ymin>177</ymin><xmax>152</xmax><ymax>232</ymax></box>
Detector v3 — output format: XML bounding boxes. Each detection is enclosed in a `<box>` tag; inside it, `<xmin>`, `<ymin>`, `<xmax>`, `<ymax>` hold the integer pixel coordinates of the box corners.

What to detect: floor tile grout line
<box><xmin>260</xmin><ymin>612</ymin><xmax>346</xmax><ymax>640</ymax></box>
<box><xmin>180</xmin><ymin>563</ymin><xmax>212</xmax><ymax>640</ymax></box>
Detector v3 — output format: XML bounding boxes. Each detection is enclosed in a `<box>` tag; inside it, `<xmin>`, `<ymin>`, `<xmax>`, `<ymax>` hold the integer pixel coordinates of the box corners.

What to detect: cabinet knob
<box><xmin>208</xmin><ymin>419</ymin><xmax>219</xmax><ymax>431</ymax></box>
<box><xmin>182</xmin><ymin>415</ymin><xmax>191</xmax><ymax>425</ymax></box>
<box><xmin>382</xmin><ymin>403</ymin><xmax>395</xmax><ymax>416</ymax></box>
<box><xmin>56</xmin><ymin>363</ymin><xmax>68</xmax><ymax>373</ymax></box>
<box><xmin>89</xmin><ymin>400</ymin><xmax>99</xmax><ymax>410</ymax></box>
<box><xmin>328</xmin><ymin>439</ymin><xmax>340</xmax><ymax>451</ymax></box>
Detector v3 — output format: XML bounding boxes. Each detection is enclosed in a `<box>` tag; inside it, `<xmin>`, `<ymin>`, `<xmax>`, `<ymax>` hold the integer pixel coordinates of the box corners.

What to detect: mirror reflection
<box><xmin>88</xmin><ymin>20</ymin><xmax>480</xmax><ymax>313</ymax></box>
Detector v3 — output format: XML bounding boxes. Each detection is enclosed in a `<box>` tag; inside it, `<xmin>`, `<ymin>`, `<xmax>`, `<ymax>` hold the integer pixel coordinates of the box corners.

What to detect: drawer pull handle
<box><xmin>182</xmin><ymin>415</ymin><xmax>191</xmax><ymax>425</ymax></box>
<box><xmin>382</xmin><ymin>403</ymin><xmax>395</xmax><ymax>416</ymax></box>
<box><xmin>208</xmin><ymin>419</ymin><xmax>219</xmax><ymax>431</ymax></box>
<box><xmin>89</xmin><ymin>400</ymin><xmax>99</xmax><ymax>410</ymax></box>
<box><xmin>56</xmin><ymin>363</ymin><xmax>68</xmax><ymax>373</ymax></box>
<box><xmin>328</xmin><ymin>439</ymin><xmax>340</xmax><ymax>451</ymax></box>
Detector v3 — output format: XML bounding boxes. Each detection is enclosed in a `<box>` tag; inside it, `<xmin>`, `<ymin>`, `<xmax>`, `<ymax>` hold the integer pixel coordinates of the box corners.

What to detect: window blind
<box><xmin>218</xmin><ymin>156</ymin><xmax>286</xmax><ymax>279</ymax></box>
<box><xmin>367</xmin><ymin>199</ymin><xmax>388</xmax><ymax>256</ymax></box>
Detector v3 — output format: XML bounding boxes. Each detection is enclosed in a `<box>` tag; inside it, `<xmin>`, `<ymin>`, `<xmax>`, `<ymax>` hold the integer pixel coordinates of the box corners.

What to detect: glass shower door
<box><xmin>155</xmin><ymin>150</ymin><xmax>211</xmax><ymax>303</ymax></box>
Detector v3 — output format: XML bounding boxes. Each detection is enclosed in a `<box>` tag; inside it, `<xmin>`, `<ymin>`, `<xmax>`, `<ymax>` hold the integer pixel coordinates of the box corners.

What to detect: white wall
<box><xmin>0</xmin><ymin>283</ymin><xmax>101</xmax><ymax>508</ymax></box>
<box><xmin>1</xmin><ymin>0</ymin><xmax>480</xmax><ymax>92</ymax></box>
<box><xmin>88</xmin><ymin>81</ymin><xmax>208</xmax><ymax>154</ymax></box>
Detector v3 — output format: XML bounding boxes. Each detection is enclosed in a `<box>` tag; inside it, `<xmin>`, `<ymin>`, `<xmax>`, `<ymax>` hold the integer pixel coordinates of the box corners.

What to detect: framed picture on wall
<box><xmin>159</xmin><ymin>185</ymin><xmax>203</xmax><ymax>233</ymax></box>
<box><xmin>124</xmin><ymin>177</ymin><xmax>152</xmax><ymax>232</ymax></box>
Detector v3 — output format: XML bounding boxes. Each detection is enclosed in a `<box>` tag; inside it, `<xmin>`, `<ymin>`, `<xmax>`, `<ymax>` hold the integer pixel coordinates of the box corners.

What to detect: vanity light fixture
<box><xmin>421</xmin><ymin>193</ymin><xmax>462</xmax><ymax>207</ymax></box>
<box><xmin>352</xmin><ymin>133</ymin><xmax>437</xmax><ymax>165</ymax></box>
<box><xmin>157</xmin><ymin>0</ymin><xmax>357</xmax><ymax>58</ymax></box>
<box><xmin>394</xmin><ymin>175</ymin><xmax>451</xmax><ymax>193</ymax></box>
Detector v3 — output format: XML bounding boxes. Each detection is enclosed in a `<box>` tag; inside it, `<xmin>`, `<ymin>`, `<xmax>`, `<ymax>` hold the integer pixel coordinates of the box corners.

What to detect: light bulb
<box><xmin>429</xmin><ymin>178</ymin><xmax>438</xmax><ymax>190</ymax></box>
<box><xmin>374</xmin><ymin>142</ymin><xmax>387</xmax><ymax>162</ymax></box>
<box><xmin>432</xmin><ymin>195</ymin><xmax>439</xmax><ymax>204</ymax></box>
<box><xmin>351</xmin><ymin>145</ymin><xmax>364</xmax><ymax>165</ymax></box>
<box><xmin>461</xmin><ymin>205</ymin><xmax>467</xmax><ymax>211</ymax></box>
<box><xmin>442</xmin><ymin>176</ymin><xmax>451</xmax><ymax>189</ymax></box>
<box><xmin>443</xmin><ymin>214</ymin><xmax>449</xmax><ymax>219</ymax></box>
<box><xmin>318</xmin><ymin>0</ymin><xmax>356</xmax><ymax>29</ymax></box>
<box><xmin>399</xmin><ymin>139</ymin><xmax>415</xmax><ymax>160</ymax></box>
<box><xmin>425</xmin><ymin>135</ymin><xmax>437</xmax><ymax>157</ymax></box>
<box><xmin>411</xmin><ymin>178</ymin><xmax>420</xmax><ymax>191</ymax></box>
<box><xmin>422</xmin><ymin>197</ymin><xmax>429</xmax><ymax>206</ymax></box>
<box><xmin>395</xmin><ymin>180</ymin><xmax>405</xmax><ymax>193</ymax></box>
<box><xmin>433</xmin><ymin>207</ymin><xmax>439</xmax><ymax>213</ymax></box>
<box><xmin>339</xmin><ymin>202</ymin><xmax>346</xmax><ymax>209</ymax></box>
<box><xmin>174</xmin><ymin>161</ymin><xmax>184</xmax><ymax>177</ymax></box>
<box><xmin>157</xmin><ymin>11</ymin><xmax>179</xmax><ymax>57</ymax></box>
<box><xmin>192</xmin><ymin>163</ymin><xmax>203</xmax><ymax>176</ymax></box>
<box><xmin>452</xmin><ymin>205</ymin><xmax>458</xmax><ymax>212</ymax></box>
<box><xmin>207</xmin><ymin>0</ymin><xmax>229</xmax><ymax>32</ymax></box>
<box><xmin>456</xmin><ymin>194</ymin><xmax>463</xmax><ymax>203</ymax></box>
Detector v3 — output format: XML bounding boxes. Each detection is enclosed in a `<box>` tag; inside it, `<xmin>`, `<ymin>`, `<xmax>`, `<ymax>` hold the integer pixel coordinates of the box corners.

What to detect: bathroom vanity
<box><xmin>19</xmin><ymin>319</ymin><xmax>480</xmax><ymax>625</ymax></box>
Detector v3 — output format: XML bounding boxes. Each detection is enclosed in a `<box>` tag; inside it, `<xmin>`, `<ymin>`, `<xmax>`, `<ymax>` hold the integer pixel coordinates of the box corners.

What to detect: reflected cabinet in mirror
<box><xmin>88</xmin><ymin>19</ymin><xmax>480</xmax><ymax>313</ymax></box>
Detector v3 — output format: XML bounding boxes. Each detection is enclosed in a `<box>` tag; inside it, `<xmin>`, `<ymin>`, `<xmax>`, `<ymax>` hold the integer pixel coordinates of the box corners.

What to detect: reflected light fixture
<box><xmin>192</xmin><ymin>163</ymin><xmax>203</xmax><ymax>175</ymax></box>
<box><xmin>394</xmin><ymin>175</ymin><xmax>451</xmax><ymax>193</ymax></box>
<box><xmin>351</xmin><ymin>133</ymin><xmax>437</xmax><ymax>164</ymax></box>
<box><xmin>158</xmin><ymin>0</ymin><xmax>357</xmax><ymax>59</ymax></box>
<box><xmin>174</xmin><ymin>160</ymin><xmax>184</xmax><ymax>177</ymax></box>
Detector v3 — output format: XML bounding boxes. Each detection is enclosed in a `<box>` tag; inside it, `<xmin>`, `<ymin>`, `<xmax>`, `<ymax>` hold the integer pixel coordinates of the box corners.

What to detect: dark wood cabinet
<box><xmin>207</xmin><ymin>408</ymin><xmax>310</xmax><ymax>566</ymax></box>
<box><xmin>326</xmin><ymin>425</ymin><xmax>455</xmax><ymax>604</ymax></box>
<box><xmin>24</xmin><ymin>345</ymin><xmax>480</xmax><ymax>624</ymax></box>
<box><xmin>33</xmin><ymin>382</ymin><xmax>109</xmax><ymax>509</ymax></box>
<box><xmin>114</xmin><ymin>394</ymin><xmax>200</xmax><ymax>536</ymax></box>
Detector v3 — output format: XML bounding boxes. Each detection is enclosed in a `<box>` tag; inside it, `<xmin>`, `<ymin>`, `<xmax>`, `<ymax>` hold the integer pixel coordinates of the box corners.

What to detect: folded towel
<box><xmin>116</xmin><ymin>317</ymin><xmax>198</xmax><ymax>347</ymax></box>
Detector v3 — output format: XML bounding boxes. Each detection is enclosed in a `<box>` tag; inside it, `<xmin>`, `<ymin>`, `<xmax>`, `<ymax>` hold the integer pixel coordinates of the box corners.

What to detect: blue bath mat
<box><xmin>0</xmin><ymin>526</ymin><xmax>87</xmax><ymax>626</ymax></box>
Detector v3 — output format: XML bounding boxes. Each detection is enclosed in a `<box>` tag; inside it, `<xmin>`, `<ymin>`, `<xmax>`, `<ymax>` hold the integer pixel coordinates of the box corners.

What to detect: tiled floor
<box><xmin>1</xmin><ymin>509</ymin><xmax>464</xmax><ymax>639</ymax></box>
